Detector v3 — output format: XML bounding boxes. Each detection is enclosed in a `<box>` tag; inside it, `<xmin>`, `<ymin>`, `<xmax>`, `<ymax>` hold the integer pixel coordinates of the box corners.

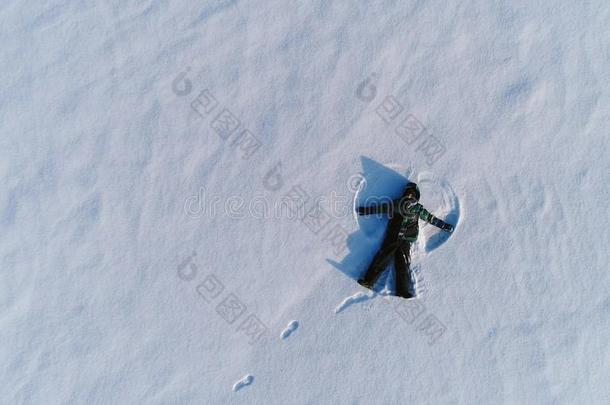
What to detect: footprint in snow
<box><xmin>232</xmin><ymin>375</ymin><xmax>253</xmax><ymax>392</ymax></box>
<box><xmin>335</xmin><ymin>291</ymin><xmax>376</xmax><ymax>314</ymax></box>
<box><xmin>280</xmin><ymin>320</ymin><xmax>299</xmax><ymax>339</ymax></box>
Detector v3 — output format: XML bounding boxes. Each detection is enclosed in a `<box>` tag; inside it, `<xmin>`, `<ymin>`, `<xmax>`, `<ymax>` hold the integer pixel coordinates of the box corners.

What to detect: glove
<box><xmin>441</xmin><ymin>223</ymin><xmax>454</xmax><ymax>233</ymax></box>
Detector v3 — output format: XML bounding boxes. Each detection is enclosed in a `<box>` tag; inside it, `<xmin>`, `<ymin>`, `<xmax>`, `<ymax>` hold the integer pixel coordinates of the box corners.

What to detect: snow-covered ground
<box><xmin>2</xmin><ymin>1</ymin><xmax>609</xmax><ymax>403</ymax></box>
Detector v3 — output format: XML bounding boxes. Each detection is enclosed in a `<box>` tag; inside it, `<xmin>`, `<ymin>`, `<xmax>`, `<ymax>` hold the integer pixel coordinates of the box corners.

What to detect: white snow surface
<box><xmin>2</xmin><ymin>1</ymin><xmax>609</xmax><ymax>403</ymax></box>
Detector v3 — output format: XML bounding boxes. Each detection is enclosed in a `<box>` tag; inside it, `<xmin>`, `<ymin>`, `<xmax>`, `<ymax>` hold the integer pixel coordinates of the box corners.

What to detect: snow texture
<box><xmin>1</xmin><ymin>0</ymin><xmax>609</xmax><ymax>404</ymax></box>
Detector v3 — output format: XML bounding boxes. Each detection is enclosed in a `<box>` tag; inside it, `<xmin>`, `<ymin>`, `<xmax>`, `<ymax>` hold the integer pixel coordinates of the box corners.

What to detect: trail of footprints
<box><xmin>233</xmin><ymin>278</ymin><xmax>425</xmax><ymax>393</ymax></box>
<box><xmin>232</xmin><ymin>320</ymin><xmax>300</xmax><ymax>392</ymax></box>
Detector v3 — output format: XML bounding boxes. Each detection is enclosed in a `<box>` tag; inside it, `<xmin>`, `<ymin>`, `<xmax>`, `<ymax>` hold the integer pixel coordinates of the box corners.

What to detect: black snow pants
<box><xmin>362</xmin><ymin>239</ymin><xmax>414</xmax><ymax>298</ymax></box>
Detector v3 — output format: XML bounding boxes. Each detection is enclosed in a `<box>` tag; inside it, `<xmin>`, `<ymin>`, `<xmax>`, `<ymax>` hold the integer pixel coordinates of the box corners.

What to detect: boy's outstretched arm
<box><xmin>419</xmin><ymin>205</ymin><xmax>454</xmax><ymax>232</ymax></box>
<box><xmin>357</xmin><ymin>200</ymin><xmax>396</xmax><ymax>216</ymax></box>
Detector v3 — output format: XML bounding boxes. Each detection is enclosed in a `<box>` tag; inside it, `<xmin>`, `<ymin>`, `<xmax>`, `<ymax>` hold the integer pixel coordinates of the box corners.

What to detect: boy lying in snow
<box><xmin>357</xmin><ymin>182</ymin><xmax>454</xmax><ymax>299</ymax></box>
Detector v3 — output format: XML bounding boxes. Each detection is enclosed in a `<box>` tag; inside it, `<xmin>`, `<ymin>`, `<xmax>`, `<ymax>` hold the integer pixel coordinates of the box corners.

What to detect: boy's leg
<box><xmin>395</xmin><ymin>242</ymin><xmax>414</xmax><ymax>298</ymax></box>
<box><xmin>359</xmin><ymin>243</ymin><xmax>397</xmax><ymax>287</ymax></box>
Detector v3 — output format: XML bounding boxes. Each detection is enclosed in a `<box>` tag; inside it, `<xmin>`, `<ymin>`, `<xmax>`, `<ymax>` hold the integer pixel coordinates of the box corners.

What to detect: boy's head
<box><xmin>402</xmin><ymin>182</ymin><xmax>420</xmax><ymax>201</ymax></box>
